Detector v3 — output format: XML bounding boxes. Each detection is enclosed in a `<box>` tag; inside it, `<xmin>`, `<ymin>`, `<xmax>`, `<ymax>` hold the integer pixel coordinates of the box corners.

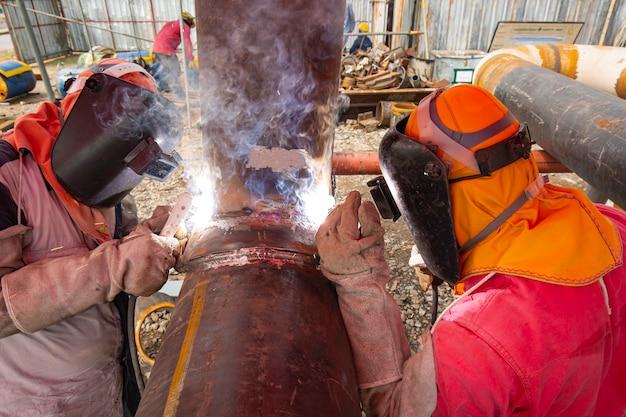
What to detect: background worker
<box><xmin>0</xmin><ymin>58</ymin><xmax>184</xmax><ymax>416</ymax></box>
<box><xmin>151</xmin><ymin>12</ymin><xmax>196</xmax><ymax>93</ymax></box>
<box><xmin>316</xmin><ymin>84</ymin><xmax>626</xmax><ymax>416</ymax></box>
<box><xmin>349</xmin><ymin>22</ymin><xmax>373</xmax><ymax>53</ymax></box>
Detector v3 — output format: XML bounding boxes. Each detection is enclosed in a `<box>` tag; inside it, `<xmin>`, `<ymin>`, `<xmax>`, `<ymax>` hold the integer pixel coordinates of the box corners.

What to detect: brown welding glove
<box><xmin>140</xmin><ymin>205</ymin><xmax>172</xmax><ymax>234</ymax></box>
<box><xmin>2</xmin><ymin>225</ymin><xmax>180</xmax><ymax>334</ymax></box>
<box><xmin>316</xmin><ymin>190</ymin><xmax>411</xmax><ymax>389</ymax></box>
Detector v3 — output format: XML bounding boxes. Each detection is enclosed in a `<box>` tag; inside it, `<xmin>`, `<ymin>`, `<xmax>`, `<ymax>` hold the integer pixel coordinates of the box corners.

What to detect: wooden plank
<box><xmin>0</xmin><ymin>118</ymin><xmax>15</xmax><ymax>131</ymax></box>
<box><xmin>339</xmin><ymin>88</ymin><xmax>434</xmax><ymax>121</ymax></box>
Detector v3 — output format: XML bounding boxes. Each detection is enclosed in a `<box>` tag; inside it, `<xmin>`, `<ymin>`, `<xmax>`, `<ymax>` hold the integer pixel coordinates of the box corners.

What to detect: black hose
<box><xmin>127</xmin><ymin>295</ymin><xmax>145</xmax><ymax>395</ymax></box>
<box><xmin>430</xmin><ymin>276</ymin><xmax>444</xmax><ymax>325</ymax></box>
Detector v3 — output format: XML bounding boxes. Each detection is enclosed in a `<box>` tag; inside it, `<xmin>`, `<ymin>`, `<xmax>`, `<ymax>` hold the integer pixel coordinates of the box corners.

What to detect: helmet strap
<box><xmin>474</xmin><ymin>123</ymin><xmax>533</xmax><ymax>175</ymax></box>
<box><xmin>65</xmin><ymin>62</ymin><xmax>151</xmax><ymax>95</ymax></box>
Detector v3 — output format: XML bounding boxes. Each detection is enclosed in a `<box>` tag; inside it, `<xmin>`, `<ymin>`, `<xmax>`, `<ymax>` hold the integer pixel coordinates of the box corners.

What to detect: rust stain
<box><xmin>474</xmin><ymin>54</ymin><xmax>532</xmax><ymax>93</ymax></box>
<box><xmin>556</xmin><ymin>44</ymin><xmax>579</xmax><ymax>80</ymax></box>
<box><xmin>163</xmin><ymin>281</ymin><xmax>208</xmax><ymax>416</ymax></box>
<box><xmin>616</xmin><ymin>67</ymin><xmax>626</xmax><ymax>99</ymax></box>
<box><xmin>534</xmin><ymin>45</ymin><xmax>578</xmax><ymax>80</ymax></box>
<box><xmin>594</xmin><ymin>116</ymin><xmax>626</xmax><ymax>134</ymax></box>
<box><xmin>537</xmin><ymin>44</ymin><xmax>557</xmax><ymax>71</ymax></box>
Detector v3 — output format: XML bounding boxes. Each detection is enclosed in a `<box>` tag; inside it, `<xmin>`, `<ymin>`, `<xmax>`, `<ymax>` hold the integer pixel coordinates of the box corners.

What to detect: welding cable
<box><xmin>127</xmin><ymin>295</ymin><xmax>145</xmax><ymax>394</ymax></box>
<box><xmin>429</xmin><ymin>277</ymin><xmax>443</xmax><ymax>325</ymax></box>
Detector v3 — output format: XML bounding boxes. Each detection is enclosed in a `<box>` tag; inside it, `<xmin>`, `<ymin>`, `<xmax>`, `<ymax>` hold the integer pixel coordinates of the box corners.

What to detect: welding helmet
<box><xmin>182</xmin><ymin>12</ymin><xmax>195</xmax><ymax>28</ymax></box>
<box><xmin>51</xmin><ymin>58</ymin><xmax>183</xmax><ymax>208</ymax></box>
<box><xmin>358</xmin><ymin>22</ymin><xmax>369</xmax><ymax>32</ymax></box>
<box><xmin>369</xmin><ymin>84</ymin><xmax>532</xmax><ymax>285</ymax></box>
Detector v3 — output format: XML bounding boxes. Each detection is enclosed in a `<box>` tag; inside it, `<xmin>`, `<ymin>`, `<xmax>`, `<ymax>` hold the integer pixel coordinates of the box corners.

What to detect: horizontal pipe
<box><xmin>474</xmin><ymin>44</ymin><xmax>626</xmax><ymax>99</ymax></box>
<box><xmin>474</xmin><ymin>48</ymin><xmax>626</xmax><ymax>208</ymax></box>
<box><xmin>331</xmin><ymin>150</ymin><xmax>570</xmax><ymax>175</ymax></box>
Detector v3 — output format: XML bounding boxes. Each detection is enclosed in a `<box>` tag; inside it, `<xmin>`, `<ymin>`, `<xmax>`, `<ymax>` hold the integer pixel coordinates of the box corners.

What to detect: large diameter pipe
<box><xmin>136</xmin><ymin>220</ymin><xmax>360</xmax><ymax>416</ymax></box>
<box><xmin>474</xmin><ymin>54</ymin><xmax>626</xmax><ymax>208</ymax></box>
<box><xmin>197</xmin><ymin>0</ymin><xmax>343</xmax><ymax>214</ymax></box>
<box><xmin>474</xmin><ymin>44</ymin><xmax>626</xmax><ymax>99</ymax></box>
<box><xmin>136</xmin><ymin>0</ymin><xmax>361</xmax><ymax>415</ymax></box>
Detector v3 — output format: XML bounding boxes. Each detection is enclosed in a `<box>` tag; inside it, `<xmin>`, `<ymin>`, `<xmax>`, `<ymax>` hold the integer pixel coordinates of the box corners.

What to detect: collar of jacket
<box><xmin>3</xmin><ymin>102</ymin><xmax>111</xmax><ymax>244</ymax></box>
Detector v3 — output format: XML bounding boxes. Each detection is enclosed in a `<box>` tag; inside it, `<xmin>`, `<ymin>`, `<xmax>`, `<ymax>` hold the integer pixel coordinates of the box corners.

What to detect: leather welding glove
<box><xmin>315</xmin><ymin>190</ymin><xmax>411</xmax><ymax>389</ymax></box>
<box><xmin>140</xmin><ymin>205</ymin><xmax>172</xmax><ymax>234</ymax></box>
<box><xmin>2</xmin><ymin>224</ymin><xmax>180</xmax><ymax>334</ymax></box>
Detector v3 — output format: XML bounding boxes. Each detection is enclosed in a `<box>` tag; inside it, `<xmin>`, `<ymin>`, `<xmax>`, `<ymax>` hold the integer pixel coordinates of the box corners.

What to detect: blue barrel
<box><xmin>56</xmin><ymin>66</ymin><xmax>84</xmax><ymax>97</ymax></box>
<box><xmin>0</xmin><ymin>61</ymin><xmax>37</xmax><ymax>101</ymax></box>
<box><xmin>115</xmin><ymin>50</ymin><xmax>153</xmax><ymax>65</ymax></box>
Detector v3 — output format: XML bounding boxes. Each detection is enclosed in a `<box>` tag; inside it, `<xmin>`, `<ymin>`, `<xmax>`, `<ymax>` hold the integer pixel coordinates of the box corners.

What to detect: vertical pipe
<box><xmin>136</xmin><ymin>0</ymin><xmax>361</xmax><ymax>415</ymax></box>
<box><xmin>76</xmin><ymin>0</ymin><xmax>94</xmax><ymax>60</ymax></box>
<box><xmin>177</xmin><ymin>0</ymin><xmax>192</xmax><ymax>129</ymax></box>
<box><xmin>136</xmin><ymin>224</ymin><xmax>361</xmax><ymax>416</ymax></box>
<box><xmin>196</xmin><ymin>0</ymin><xmax>341</xmax><ymax>215</ymax></box>
<box><xmin>16</xmin><ymin>0</ymin><xmax>55</xmax><ymax>101</ymax></box>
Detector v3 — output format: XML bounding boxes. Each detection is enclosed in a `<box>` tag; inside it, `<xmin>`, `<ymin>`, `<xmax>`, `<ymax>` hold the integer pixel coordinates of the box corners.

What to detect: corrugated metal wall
<box><xmin>1</xmin><ymin>0</ymin><xmax>624</xmax><ymax>63</ymax></box>
<box><xmin>348</xmin><ymin>0</ymin><xmax>626</xmax><ymax>57</ymax></box>
<box><xmin>0</xmin><ymin>0</ymin><xmax>196</xmax><ymax>63</ymax></box>
<box><xmin>59</xmin><ymin>0</ymin><xmax>196</xmax><ymax>52</ymax></box>
<box><xmin>1</xmin><ymin>0</ymin><xmax>69</xmax><ymax>62</ymax></box>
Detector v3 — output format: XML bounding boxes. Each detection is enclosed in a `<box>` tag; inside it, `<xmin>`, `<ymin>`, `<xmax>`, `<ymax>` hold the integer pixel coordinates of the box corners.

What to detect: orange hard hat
<box><xmin>61</xmin><ymin>57</ymin><xmax>158</xmax><ymax>117</ymax></box>
<box><xmin>405</xmin><ymin>84</ymin><xmax>523</xmax><ymax>181</ymax></box>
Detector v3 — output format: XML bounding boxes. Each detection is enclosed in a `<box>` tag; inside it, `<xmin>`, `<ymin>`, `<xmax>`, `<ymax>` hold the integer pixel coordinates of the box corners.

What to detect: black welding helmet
<box><xmin>369</xmin><ymin>85</ymin><xmax>532</xmax><ymax>286</ymax></box>
<box><xmin>52</xmin><ymin>60</ymin><xmax>183</xmax><ymax>208</ymax></box>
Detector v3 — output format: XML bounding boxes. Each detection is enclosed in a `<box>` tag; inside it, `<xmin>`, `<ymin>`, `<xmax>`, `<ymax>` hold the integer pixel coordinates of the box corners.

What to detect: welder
<box><xmin>0</xmin><ymin>58</ymin><xmax>184</xmax><ymax>416</ymax></box>
<box><xmin>316</xmin><ymin>84</ymin><xmax>626</xmax><ymax>416</ymax></box>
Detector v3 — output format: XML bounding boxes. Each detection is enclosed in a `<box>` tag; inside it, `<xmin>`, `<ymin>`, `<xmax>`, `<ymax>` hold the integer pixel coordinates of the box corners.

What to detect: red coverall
<box><xmin>431</xmin><ymin>204</ymin><xmax>626</xmax><ymax>416</ymax></box>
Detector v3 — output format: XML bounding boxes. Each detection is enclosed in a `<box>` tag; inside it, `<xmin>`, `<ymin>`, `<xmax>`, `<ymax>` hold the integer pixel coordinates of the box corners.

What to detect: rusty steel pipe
<box><xmin>331</xmin><ymin>150</ymin><xmax>570</xmax><ymax>175</ymax></box>
<box><xmin>136</xmin><ymin>0</ymin><xmax>362</xmax><ymax>416</ymax></box>
<box><xmin>474</xmin><ymin>46</ymin><xmax>626</xmax><ymax>208</ymax></box>
<box><xmin>136</xmin><ymin>218</ymin><xmax>360</xmax><ymax>416</ymax></box>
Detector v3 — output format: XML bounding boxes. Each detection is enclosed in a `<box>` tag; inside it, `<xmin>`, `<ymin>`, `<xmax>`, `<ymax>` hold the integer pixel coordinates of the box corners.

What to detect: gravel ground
<box><xmin>5</xmin><ymin>59</ymin><xmax>589</xmax><ymax>358</ymax></box>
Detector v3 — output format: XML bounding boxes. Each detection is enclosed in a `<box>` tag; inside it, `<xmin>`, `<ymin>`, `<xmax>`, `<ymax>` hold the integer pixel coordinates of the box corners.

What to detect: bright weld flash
<box><xmin>185</xmin><ymin>179</ymin><xmax>215</xmax><ymax>231</ymax></box>
<box><xmin>302</xmin><ymin>188</ymin><xmax>335</xmax><ymax>226</ymax></box>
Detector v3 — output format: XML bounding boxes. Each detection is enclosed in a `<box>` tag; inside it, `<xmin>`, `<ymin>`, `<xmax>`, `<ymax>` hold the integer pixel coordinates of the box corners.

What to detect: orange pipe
<box><xmin>332</xmin><ymin>150</ymin><xmax>570</xmax><ymax>175</ymax></box>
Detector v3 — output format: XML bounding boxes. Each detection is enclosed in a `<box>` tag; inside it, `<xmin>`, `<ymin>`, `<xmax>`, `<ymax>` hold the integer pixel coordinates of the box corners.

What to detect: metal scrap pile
<box><xmin>340</xmin><ymin>44</ymin><xmax>441</xmax><ymax>91</ymax></box>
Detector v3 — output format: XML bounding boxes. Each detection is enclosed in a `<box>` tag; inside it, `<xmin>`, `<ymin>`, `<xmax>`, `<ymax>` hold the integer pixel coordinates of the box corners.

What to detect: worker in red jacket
<box><xmin>152</xmin><ymin>12</ymin><xmax>196</xmax><ymax>93</ymax></box>
<box><xmin>316</xmin><ymin>84</ymin><xmax>626</xmax><ymax>416</ymax></box>
<box><xmin>0</xmin><ymin>58</ymin><xmax>183</xmax><ymax>416</ymax></box>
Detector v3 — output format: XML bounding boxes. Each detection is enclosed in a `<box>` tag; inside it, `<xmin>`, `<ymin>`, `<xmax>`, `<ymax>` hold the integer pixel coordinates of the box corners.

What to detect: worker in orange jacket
<box><xmin>0</xmin><ymin>58</ymin><xmax>183</xmax><ymax>416</ymax></box>
<box><xmin>316</xmin><ymin>84</ymin><xmax>626</xmax><ymax>416</ymax></box>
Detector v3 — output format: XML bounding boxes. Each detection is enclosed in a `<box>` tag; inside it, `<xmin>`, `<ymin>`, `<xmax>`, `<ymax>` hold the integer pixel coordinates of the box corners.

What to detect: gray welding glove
<box><xmin>2</xmin><ymin>224</ymin><xmax>180</xmax><ymax>334</ymax></box>
<box><xmin>316</xmin><ymin>190</ymin><xmax>411</xmax><ymax>389</ymax></box>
